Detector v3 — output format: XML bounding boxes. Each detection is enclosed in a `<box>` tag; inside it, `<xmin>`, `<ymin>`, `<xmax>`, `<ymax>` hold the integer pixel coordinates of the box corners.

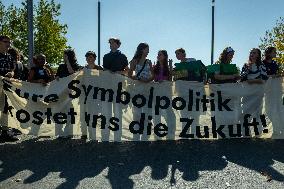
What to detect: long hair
<box><xmin>154</xmin><ymin>50</ymin><xmax>169</xmax><ymax>77</ymax></box>
<box><xmin>216</xmin><ymin>47</ymin><xmax>234</xmax><ymax>64</ymax></box>
<box><xmin>249</xmin><ymin>48</ymin><xmax>262</xmax><ymax>66</ymax></box>
<box><xmin>64</xmin><ymin>49</ymin><xmax>79</xmax><ymax>68</ymax></box>
<box><xmin>133</xmin><ymin>43</ymin><xmax>149</xmax><ymax>62</ymax></box>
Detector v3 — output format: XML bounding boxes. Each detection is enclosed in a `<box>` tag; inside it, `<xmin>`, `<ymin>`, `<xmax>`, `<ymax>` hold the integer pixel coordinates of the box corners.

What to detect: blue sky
<box><xmin>3</xmin><ymin>0</ymin><xmax>284</xmax><ymax>68</ymax></box>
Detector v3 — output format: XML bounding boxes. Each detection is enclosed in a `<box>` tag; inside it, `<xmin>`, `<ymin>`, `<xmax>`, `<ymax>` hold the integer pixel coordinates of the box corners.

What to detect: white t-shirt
<box><xmin>185</xmin><ymin>58</ymin><xmax>196</xmax><ymax>63</ymax></box>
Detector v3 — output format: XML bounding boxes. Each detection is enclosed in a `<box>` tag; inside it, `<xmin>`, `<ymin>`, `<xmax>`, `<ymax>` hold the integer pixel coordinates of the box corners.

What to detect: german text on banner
<box><xmin>1</xmin><ymin>68</ymin><xmax>284</xmax><ymax>141</ymax></box>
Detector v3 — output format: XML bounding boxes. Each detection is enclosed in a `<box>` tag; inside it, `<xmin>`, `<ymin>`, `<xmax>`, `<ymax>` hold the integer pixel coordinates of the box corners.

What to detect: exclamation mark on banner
<box><xmin>260</xmin><ymin>115</ymin><xmax>269</xmax><ymax>133</ymax></box>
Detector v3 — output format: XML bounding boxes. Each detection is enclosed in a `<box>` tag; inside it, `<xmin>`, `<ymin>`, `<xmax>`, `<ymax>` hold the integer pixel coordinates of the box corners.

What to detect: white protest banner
<box><xmin>1</xmin><ymin>68</ymin><xmax>284</xmax><ymax>141</ymax></box>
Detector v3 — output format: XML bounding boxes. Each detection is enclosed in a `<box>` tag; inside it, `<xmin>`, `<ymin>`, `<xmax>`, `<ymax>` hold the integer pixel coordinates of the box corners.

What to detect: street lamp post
<box><xmin>211</xmin><ymin>0</ymin><xmax>215</xmax><ymax>65</ymax></box>
<box><xmin>27</xmin><ymin>0</ymin><xmax>34</xmax><ymax>68</ymax></box>
<box><xmin>98</xmin><ymin>0</ymin><xmax>101</xmax><ymax>66</ymax></box>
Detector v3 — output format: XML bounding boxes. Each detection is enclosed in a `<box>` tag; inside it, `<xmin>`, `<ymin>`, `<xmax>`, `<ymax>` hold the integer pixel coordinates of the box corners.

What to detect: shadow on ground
<box><xmin>1</xmin><ymin>138</ymin><xmax>284</xmax><ymax>189</ymax></box>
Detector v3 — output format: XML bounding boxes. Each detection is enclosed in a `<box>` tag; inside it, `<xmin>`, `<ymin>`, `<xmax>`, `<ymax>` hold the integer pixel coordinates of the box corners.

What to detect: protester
<box><xmin>153</xmin><ymin>50</ymin><xmax>172</xmax><ymax>82</ymax></box>
<box><xmin>263</xmin><ymin>46</ymin><xmax>280</xmax><ymax>77</ymax></box>
<box><xmin>85</xmin><ymin>51</ymin><xmax>102</xmax><ymax>70</ymax></box>
<box><xmin>56</xmin><ymin>49</ymin><xmax>81</xmax><ymax>78</ymax></box>
<box><xmin>241</xmin><ymin>48</ymin><xmax>268</xmax><ymax>84</ymax></box>
<box><xmin>103</xmin><ymin>37</ymin><xmax>128</xmax><ymax>74</ymax></box>
<box><xmin>173</xmin><ymin>48</ymin><xmax>206</xmax><ymax>82</ymax></box>
<box><xmin>211</xmin><ymin>47</ymin><xmax>240</xmax><ymax>83</ymax></box>
<box><xmin>175</xmin><ymin>48</ymin><xmax>196</xmax><ymax>63</ymax></box>
<box><xmin>0</xmin><ymin>35</ymin><xmax>19</xmax><ymax>142</ymax></box>
<box><xmin>128</xmin><ymin>43</ymin><xmax>154</xmax><ymax>82</ymax></box>
<box><xmin>8</xmin><ymin>47</ymin><xmax>29</xmax><ymax>81</ymax></box>
<box><xmin>27</xmin><ymin>54</ymin><xmax>54</xmax><ymax>85</ymax></box>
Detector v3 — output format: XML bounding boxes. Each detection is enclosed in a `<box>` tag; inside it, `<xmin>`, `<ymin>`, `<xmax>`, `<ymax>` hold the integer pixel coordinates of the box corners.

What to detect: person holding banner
<box><xmin>263</xmin><ymin>46</ymin><xmax>280</xmax><ymax>77</ymax></box>
<box><xmin>153</xmin><ymin>50</ymin><xmax>172</xmax><ymax>82</ymax></box>
<box><xmin>175</xmin><ymin>48</ymin><xmax>196</xmax><ymax>63</ymax></box>
<box><xmin>241</xmin><ymin>48</ymin><xmax>268</xmax><ymax>84</ymax></box>
<box><xmin>209</xmin><ymin>47</ymin><xmax>240</xmax><ymax>84</ymax></box>
<box><xmin>0</xmin><ymin>35</ymin><xmax>19</xmax><ymax>142</ymax></box>
<box><xmin>173</xmin><ymin>48</ymin><xmax>194</xmax><ymax>81</ymax></box>
<box><xmin>85</xmin><ymin>51</ymin><xmax>103</xmax><ymax>70</ymax></box>
<box><xmin>103</xmin><ymin>37</ymin><xmax>128</xmax><ymax>75</ymax></box>
<box><xmin>173</xmin><ymin>48</ymin><xmax>206</xmax><ymax>82</ymax></box>
<box><xmin>128</xmin><ymin>43</ymin><xmax>154</xmax><ymax>82</ymax></box>
<box><xmin>27</xmin><ymin>54</ymin><xmax>54</xmax><ymax>85</ymax></box>
<box><xmin>56</xmin><ymin>49</ymin><xmax>81</xmax><ymax>78</ymax></box>
<box><xmin>8</xmin><ymin>47</ymin><xmax>29</xmax><ymax>81</ymax></box>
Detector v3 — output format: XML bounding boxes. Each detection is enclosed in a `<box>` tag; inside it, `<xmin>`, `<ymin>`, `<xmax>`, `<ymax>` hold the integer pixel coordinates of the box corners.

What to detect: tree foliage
<box><xmin>260</xmin><ymin>17</ymin><xmax>284</xmax><ymax>65</ymax></box>
<box><xmin>0</xmin><ymin>0</ymin><xmax>68</xmax><ymax>65</ymax></box>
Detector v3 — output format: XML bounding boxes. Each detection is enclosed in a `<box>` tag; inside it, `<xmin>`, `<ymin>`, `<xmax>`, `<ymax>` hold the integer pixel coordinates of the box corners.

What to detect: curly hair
<box><xmin>216</xmin><ymin>47</ymin><xmax>234</xmax><ymax>64</ymax></box>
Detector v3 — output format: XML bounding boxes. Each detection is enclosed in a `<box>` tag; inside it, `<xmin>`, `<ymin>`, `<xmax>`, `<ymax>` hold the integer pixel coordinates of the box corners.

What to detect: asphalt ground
<box><xmin>1</xmin><ymin>136</ymin><xmax>284</xmax><ymax>189</ymax></box>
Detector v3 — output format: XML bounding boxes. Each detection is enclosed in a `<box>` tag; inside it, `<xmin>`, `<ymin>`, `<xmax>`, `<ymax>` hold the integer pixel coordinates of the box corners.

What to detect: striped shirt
<box><xmin>241</xmin><ymin>63</ymin><xmax>268</xmax><ymax>81</ymax></box>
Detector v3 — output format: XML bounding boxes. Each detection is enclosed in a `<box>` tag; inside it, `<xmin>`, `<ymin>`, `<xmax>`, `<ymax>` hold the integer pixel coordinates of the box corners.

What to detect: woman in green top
<box><xmin>213</xmin><ymin>47</ymin><xmax>240</xmax><ymax>84</ymax></box>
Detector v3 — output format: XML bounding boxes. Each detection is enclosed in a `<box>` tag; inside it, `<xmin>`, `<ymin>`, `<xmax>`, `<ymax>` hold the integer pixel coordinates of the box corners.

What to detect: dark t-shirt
<box><xmin>103</xmin><ymin>50</ymin><xmax>128</xmax><ymax>72</ymax></box>
<box><xmin>31</xmin><ymin>67</ymin><xmax>51</xmax><ymax>82</ymax></box>
<box><xmin>56</xmin><ymin>63</ymin><xmax>81</xmax><ymax>78</ymax></box>
<box><xmin>0</xmin><ymin>52</ymin><xmax>14</xmax><ymax>76</ymax></box>
<box><xmin>14</xmin><ymin>62</ymin><xmax>29</xmax><ymax>81</ymax></box>
<box><xmin>263</xmin><ymin>60</ymin><xmax>279</xmax><ymax>75</ymax></box>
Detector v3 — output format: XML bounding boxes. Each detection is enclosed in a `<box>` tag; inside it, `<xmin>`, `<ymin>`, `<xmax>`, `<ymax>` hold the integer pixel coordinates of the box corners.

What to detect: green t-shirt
<box><xmin>174</xmin><ymin>60</ymin><xmax>206</xmax><ymax>81</ymax></box>
<box><xmin>206</xmin><ymin>64</ymin><xmax>238</xmax><ymax>75</ymax></box>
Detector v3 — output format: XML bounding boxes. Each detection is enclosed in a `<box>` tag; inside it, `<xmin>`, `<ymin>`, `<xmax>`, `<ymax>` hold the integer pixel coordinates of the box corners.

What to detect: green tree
<box><xmin>0</xmin><ymin>0</ymin><xmax>68</xmax><ymax>66</ymax></box>
<box><xmin>260</xmin><ymin>17</ymin><xmax>284</xmax><ymax>66</ymax></box>
<box><xmin>34</xmin><ymin>0</ymin><xmax>68</xmax><ymax>65</ymax></box>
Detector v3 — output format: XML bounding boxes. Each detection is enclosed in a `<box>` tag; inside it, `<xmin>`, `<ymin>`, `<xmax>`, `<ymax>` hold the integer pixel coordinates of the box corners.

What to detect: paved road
<box><xmin>1</xmin><ymin>136</ymin><xmax>284</xmax><ymax>189</ymax></box>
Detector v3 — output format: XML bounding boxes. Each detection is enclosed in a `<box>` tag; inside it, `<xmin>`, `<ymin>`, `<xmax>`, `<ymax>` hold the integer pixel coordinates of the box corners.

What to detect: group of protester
<box><xmin>0</xmin><ymin>35</ymin><xmax>281</xmax><ymax>142</ymax></box>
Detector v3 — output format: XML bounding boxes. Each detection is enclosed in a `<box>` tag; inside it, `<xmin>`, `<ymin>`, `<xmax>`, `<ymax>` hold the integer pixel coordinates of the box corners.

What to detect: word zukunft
<box><xmin>68</xmin><ymin>80</ymin><xmax>233</xmax><ymax>115</ymax></box>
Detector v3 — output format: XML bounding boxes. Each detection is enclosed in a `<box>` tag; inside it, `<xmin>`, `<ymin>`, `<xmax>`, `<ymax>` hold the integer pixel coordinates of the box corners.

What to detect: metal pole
<box><xmin>27</xmin><ymin>0</ymin><xmax>34</xmax><ymax>68</ymax></box>
<box><xmin>211</xmin><ymin>0</ymin><xmax>215</xmax><ymax>65</ymax></box>
<box><xmin>98</xmin><ymin>0</ymin><xmax>101</xmax><ymax>66</ymax></box>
